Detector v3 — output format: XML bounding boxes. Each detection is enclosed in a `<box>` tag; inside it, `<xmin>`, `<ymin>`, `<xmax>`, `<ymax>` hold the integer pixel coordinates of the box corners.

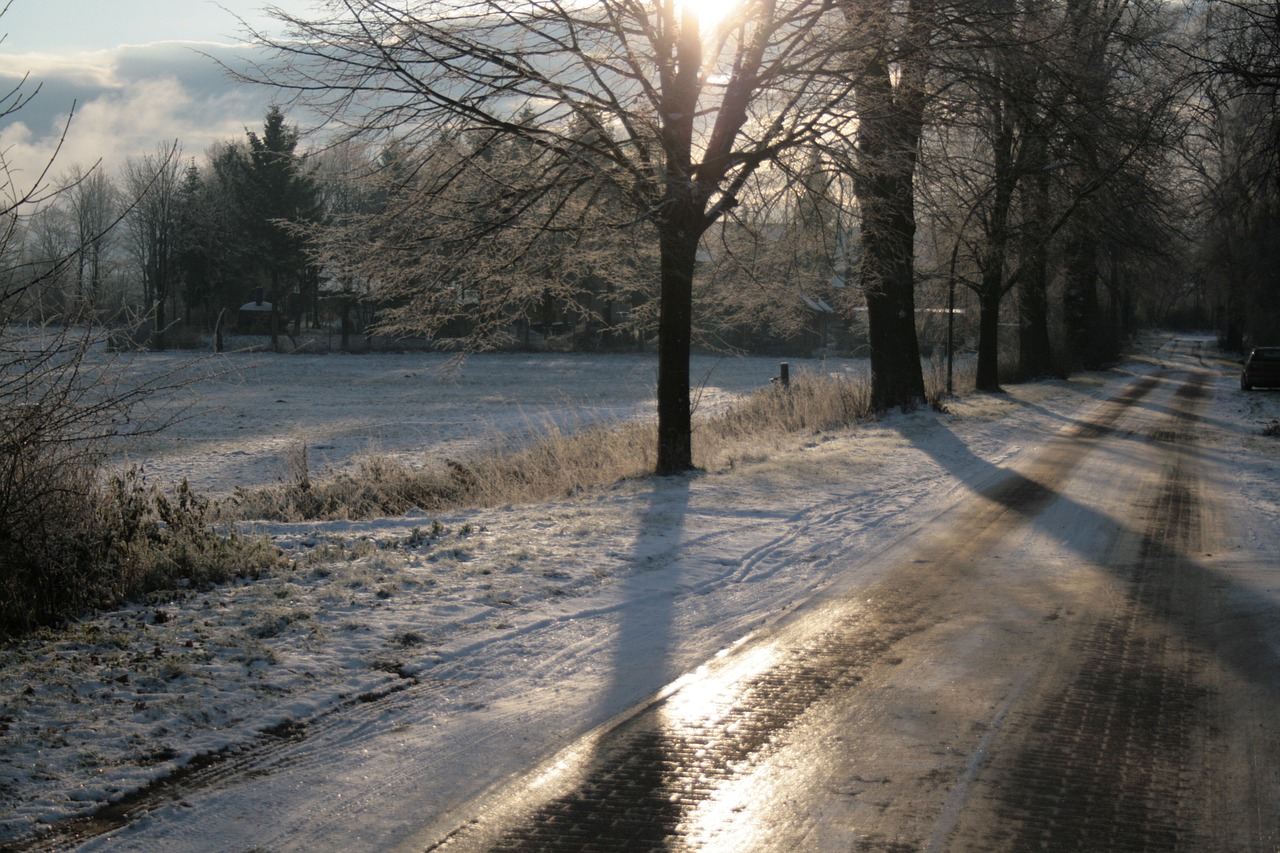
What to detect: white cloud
<box><xmin>1</xmin><ymin>40</ymin><xmax>283</xmax><ymax>186</ymax></box>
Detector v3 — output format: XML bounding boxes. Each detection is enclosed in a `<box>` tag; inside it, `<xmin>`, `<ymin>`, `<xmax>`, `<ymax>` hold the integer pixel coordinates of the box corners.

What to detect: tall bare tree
<box><xmin>834</xmin><ymin>0</ymin><xmax>937</xmax><ymax>409</ymax></box>
<box><xmin>122</xmin><ymin>143</ymin><xmax>184</xmax><ymax>349</ymax></box>
<box><xmin>1190</xmin><ymin>0</ymin><xmax>1280</xmax><ymax>347</ymax></box>
<box><xmin>247</xmin><ymin>0</ymin><xmax>853</xmax><ymax>474</ymax></box>
<box><xmin>61</xmin><ymin>165</ymin><xmax>118</xmax><ymax>313</ymax></box>
<box><xmin>920</xmin><ymin>0</ymin><xmax>1070</xmax><ymax>390</ymax></box>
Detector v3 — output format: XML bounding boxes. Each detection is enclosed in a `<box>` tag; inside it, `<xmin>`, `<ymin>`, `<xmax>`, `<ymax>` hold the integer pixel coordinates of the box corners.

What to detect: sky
<box><xmin>0</xmin><ymin>0</ymin><xmax>294</xmax><ymax>52</ymax></box>
<box><xmin>0</xmin><ymin>0</ymin><xmax>313</xmax><ymax>182</ymax></box>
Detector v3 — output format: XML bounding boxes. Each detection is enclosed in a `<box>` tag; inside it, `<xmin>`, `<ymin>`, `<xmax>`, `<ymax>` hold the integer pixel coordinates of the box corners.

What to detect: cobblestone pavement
<box><xmin>400</xmin><ymin>354</ymin><xmax>1280</xmax><ymax>852</ymax></box>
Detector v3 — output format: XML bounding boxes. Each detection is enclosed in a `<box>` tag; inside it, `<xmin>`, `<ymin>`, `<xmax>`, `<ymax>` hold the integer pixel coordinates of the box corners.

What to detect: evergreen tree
<box><xmin>244</xmin><ymin>106</ymin><xmax>321</xmax><ymax>350</ymax></box>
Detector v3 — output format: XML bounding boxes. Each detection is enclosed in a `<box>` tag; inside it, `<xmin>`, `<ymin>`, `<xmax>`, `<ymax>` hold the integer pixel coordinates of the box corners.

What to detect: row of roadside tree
<box><xmin>4</xmin><ymin>0</ymin><xmax>1278</xmax><ymax>472</ymax></box>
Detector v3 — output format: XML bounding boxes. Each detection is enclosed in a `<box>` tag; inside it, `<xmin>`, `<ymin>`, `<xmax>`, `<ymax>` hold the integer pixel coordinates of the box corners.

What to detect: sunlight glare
<box><xmin>681</xmin><ymin>0</ymin><xmax>742</xmax><ymax>29</ymax></box>
<box><xmin>660</xmin><ymin>644</ymin><xmax>780</xmax><ymax>728</ymax></box>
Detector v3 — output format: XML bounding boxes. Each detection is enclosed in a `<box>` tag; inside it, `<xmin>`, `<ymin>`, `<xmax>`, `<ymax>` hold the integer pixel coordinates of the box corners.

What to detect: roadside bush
<box><xmin>107</xmin><ymin>474</ymin><xmax>283</xmax><ymax>593</ymax></box>
<box><xmin>1</xmin><ymin>457</ymin><xmax>282</xmax><ymax>636</ymax></box>
<box><xmin>0</xmin><ymin>419</ymin><xmax>106</xmax><ymax>634</ymax></box>
<box><xmin>0</xmin><ymin>322</ymin><xmax>282</xmax><ymax>637</ymax></box>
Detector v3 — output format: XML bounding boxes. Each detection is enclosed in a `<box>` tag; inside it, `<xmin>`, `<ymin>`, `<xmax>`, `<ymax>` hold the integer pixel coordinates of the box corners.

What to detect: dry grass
<box><xmin>2</xmin><ymin>360</ymin><xmax>972</xmax><ymax>633</ymax></box>
<box><xmin>1</xmin><ymin>466</ymin><xmax>282</xmax><ymax>636</ymax></box>
<box><xmin>223</xmin><ymin>365</ymin><xmax>948</xmax><ymax>523</ymax></box>
<box><xmin>223</xmin><ymin>419</ymin><xmax>660</xmax><ymax>522</ymax></box>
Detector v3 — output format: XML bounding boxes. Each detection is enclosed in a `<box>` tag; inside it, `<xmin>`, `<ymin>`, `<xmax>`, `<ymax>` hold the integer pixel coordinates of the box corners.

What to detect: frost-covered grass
<box><xmin>221</xmin><ymin>366</ymin><xmax>888</xmax><ymax>522</ymax></box>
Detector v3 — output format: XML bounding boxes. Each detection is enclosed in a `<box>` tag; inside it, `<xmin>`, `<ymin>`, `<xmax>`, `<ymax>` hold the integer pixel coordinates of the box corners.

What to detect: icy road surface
<box><xmin>4</xmin><ymin>336</ymin><xmax>1279</xmax><ymax>851</ymax></box>
<box><xmin>403</xmin><ymin>340</ymin><xmax>1280</xmax><ymax>851</ymax></box>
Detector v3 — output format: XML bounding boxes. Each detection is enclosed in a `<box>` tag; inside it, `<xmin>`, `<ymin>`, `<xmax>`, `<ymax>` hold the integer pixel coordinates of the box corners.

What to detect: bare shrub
<box><xmin>0</xmin><ymin>321</ymin><xmax>267</xmax><ymax>635</ymax></box>
<box><xmin>0</xmin><ymin>427</ymin><xmax>105</xmax><ymax>632</ymax></box>
<box><xmin>1</xmin><ymin>465</ymin><xmax>282</xmax><ymax>636</ymax></box>
<box><xmin>105</xmin><ymin>475</ymin><xmax>282</xmax><ymax>594</ymax></box>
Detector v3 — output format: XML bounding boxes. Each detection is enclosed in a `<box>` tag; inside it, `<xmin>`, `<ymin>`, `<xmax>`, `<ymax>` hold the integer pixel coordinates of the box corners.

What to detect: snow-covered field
<box><xmin>121</xmin><ymin>349</ymin><xmax>868</xmax><ymax>496</ymax></box>
<box><xmin>1</xmin><ymin>336</ymin><xmax>1277</xmax><ymax>851</ymax></box>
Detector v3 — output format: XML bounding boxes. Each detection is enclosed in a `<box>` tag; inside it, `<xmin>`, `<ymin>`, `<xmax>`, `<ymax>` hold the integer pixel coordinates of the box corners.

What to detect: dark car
<box><xmin>1241</xmin><ymin>346</ymin><xmax>1280</xmax><ymax>390</ymax></box>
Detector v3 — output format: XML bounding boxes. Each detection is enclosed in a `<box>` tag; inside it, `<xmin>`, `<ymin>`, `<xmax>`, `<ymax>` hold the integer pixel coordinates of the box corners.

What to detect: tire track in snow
<box><xmin>20</xmin><ymin>365</ymin><xmax>1177</xmax><ymax>852</ymax></box>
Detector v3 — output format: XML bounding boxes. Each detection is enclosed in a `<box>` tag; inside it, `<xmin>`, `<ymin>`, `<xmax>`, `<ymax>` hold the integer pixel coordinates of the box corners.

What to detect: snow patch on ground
<box><xmin>2</xmin><ymin>335</ymin><xmax>1277</xmax><ymax>850</ymax></box>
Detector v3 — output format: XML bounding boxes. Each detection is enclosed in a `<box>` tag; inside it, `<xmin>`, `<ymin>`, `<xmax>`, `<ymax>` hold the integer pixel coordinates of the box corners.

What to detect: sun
<box><xmin>682</xmin><ymin>0</ymin><xmax>742</xmax><ymax>29</ymax></box>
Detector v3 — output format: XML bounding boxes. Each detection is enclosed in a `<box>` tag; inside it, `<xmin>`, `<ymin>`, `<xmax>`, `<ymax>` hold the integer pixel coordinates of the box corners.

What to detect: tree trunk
<box><xmin>1018</xmin><ymin>259</ymin><xmax>1052</xmax><ymax>376</ymax></box>
<box><xmin>973</xmin><ymin>216</ymin><xmax>1011</xmax><ymax>393</ymax></box>
<box><xmin>1017</xmin><ymin>169</ymin><xmax>1053</xmax><ymax>377</ymax></box>
<box><xmin>155</xmin><ymin>297</ymin><xmax>167</xmax><ymax>352</ymax></box>
<box><xmin>847</xmin><ymin>11</ymin><xmax>929</xmax><ymax>411</ymax></box>
<box><xmin>655</xmin><ymin>211</ymin><xmax>700</xmax><ymax>476</ymax></box>
<box><xmin>1221</xmin><ymin>271</ymin><xmax>1244</xmax><ymax>351</ymax></box>
<box><xmin>1063</xmin><ymin>221</ymin><xmax>1103</xmax><ymax>368</ymax></box>
<box><xmin>861</xmin><ymin>228</ymin><xmax>927</xmax><ymax>410</ymax></box>
<box><xmin>652</xmin><ymin>5</ymin><xmax>706</xmax><ymax>475</ymax></box>
<box><xmin>270</xmin><ymin>269</ymin><xmax>282</xmax><ymax>353</ymax></box>
<box><xmin>854</xmin><ymin>126</ymin><xmax>927</xmax><ymax>411</ymax></box>
<box><xmin>975</xmin><ymin>278</ymin><xmax>1003</xmax><ymax>391</ymax></box>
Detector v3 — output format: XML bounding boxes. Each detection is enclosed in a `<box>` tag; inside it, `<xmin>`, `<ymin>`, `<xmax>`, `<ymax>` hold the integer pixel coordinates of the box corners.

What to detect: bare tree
<box><xmin>17</xmin><ymin>204</ymin><xmax>75</xmax><ymax>319</ymax></box>
<box><xmin>245</xmin><ymin>0</ymin><xmax>854</xmax><ymax>474</ymax></box>
<box><xmin>1189</xmin><ymin>0</ymin><xmax>1280</xmax><ymax>347</ymax></box>
<box><xmin>122</xmin><ymin>142</ymin><xmax>184</xmax><ymax>349</ymax></box>
<box><xmin>309</xmin><ymin>140</ymin><xmax>382</xmax><ymax>349</ymax></box>
<box><xmin>831</xmin><ymin>0</ymin><xmax>939</xmax><ymax>409</ymax></box>
<box><xmin>919</xmin><ymin>0</ymin><xmax>1190</xmax><ymax>388</ymax></box>
<box><xmin>918</xmin><ymin>0</ymin><xmax>1072</xmax><ymax>390</ymax></box>
<box><xmin>61</xmin><ymin>165</ymin><xmax>119</xmax><ymax>314</ymax></box>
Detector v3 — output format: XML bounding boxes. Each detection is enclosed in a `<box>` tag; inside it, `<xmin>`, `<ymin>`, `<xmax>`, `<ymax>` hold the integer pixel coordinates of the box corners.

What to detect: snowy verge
<box><xmin>2</xmin><ymin>335</ymin><xmax>1277</xmax><ymax>849</ymax></box>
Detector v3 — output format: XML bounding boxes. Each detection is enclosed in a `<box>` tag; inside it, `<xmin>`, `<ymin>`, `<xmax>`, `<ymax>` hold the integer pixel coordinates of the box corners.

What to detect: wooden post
<box><xmin>780</xmin><ymin>362</ymin><xmax>790</xmax><ymax>388</ymax></box>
